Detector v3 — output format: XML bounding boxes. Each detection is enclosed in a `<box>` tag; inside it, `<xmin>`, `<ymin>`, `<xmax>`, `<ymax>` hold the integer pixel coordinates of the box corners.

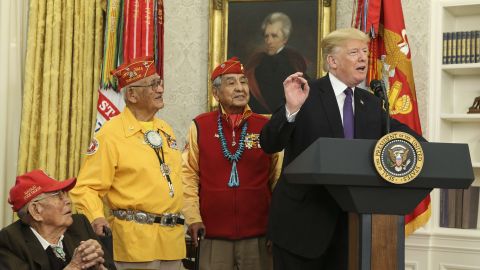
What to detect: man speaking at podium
<box><xmin>260</xmin><ymin>28</ymin><xmax>425</xmax><ymax>270</ymax></box>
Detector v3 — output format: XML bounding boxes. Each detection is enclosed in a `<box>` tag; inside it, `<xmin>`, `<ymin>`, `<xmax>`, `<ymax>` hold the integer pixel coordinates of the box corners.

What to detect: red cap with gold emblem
<box><xmin>111</xmin><ymin>56</ymin><xmax>157</xmax><ymax>89</ymax></box>
<box><xmin>211</xmin><ymin>57</ymin><xmax>244</xmax><ymax>81</ymax></box>
<box><xmin>8</xmin><ymin>169</ymin><xmax>76</xmax><ymax>211</ymax></box>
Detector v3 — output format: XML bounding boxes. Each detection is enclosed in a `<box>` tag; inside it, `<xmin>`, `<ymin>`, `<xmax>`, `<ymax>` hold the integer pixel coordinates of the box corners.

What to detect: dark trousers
<box><xmin>273</xmin><ymin>243</ymin><xmax>324</xmax><ymax>270</ymax></box>
<box><xmin>272</xmin><ymin>212</ymin><xmax>349</xmax><ymax>270</ymax></box>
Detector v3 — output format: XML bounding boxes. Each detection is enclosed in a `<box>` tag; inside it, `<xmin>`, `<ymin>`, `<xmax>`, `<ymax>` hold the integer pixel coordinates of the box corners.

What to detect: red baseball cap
<box><xmin>211</xmin><ymin>57</ymin><xmax>245</xmax><ymax>81</ymax></box>
<box><xmin>8</xmin><ymin>169</ymin><xmax>76</xmax><ymax>211</ymax></box>
<box><xmin>111</xmin><ymin>56</ymin><xmax>157</xmax><ymax>89</ymax></box>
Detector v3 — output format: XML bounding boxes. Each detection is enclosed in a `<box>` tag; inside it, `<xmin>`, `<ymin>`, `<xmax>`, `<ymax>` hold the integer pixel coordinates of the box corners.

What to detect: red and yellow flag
<box><xmin>95</xmin><ymin>0</ymin><xmax>165</xmax><ymax>132</ymax></box>
<box><xmin>354</xmin><ymin>0</ymin><xmax>431</xmax><ymax>236</ymax></box>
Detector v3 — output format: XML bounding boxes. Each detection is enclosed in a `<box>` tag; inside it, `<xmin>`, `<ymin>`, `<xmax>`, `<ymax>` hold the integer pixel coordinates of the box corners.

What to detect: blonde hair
<box><xmin>321</xmin><ymin>28</ymin><xmax>370</xmax><ymax>71</ymax></box>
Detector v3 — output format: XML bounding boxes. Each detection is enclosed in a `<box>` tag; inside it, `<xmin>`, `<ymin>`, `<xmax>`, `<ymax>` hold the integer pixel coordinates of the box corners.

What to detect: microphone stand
<box><xmin>381</xmin><ymin>80</ymin><xmax>390</xmax><ymax>134</ymax></box>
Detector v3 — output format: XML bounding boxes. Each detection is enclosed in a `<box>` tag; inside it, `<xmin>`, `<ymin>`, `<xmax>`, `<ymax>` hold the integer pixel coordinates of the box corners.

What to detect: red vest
<box><xmin>194</xmin><ymin>111</ymin><xmax>272</xmax><ymax>239</ymax></box>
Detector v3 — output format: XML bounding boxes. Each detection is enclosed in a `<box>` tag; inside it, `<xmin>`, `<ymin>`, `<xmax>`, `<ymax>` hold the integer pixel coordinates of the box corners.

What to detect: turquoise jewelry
<box><xmin>217</xmin><ymin>113</ymin><xmax>248</xmax><ymax>188</ymax></box>
<box><xmin>51</xmin><ymin>245</ymin><xmax>66</xmax><ymax>261</ymax></box>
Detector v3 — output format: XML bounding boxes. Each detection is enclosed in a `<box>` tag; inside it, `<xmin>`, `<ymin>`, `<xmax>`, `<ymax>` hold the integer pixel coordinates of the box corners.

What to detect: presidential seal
<box><xmin>373</xmin><ymin>132</ymin><xmax>424</xmax><ymax>184</ymax></box>
<box><xmin>144</xmin><ymin>130</ymin><xmax>163</xmax><ymax>149</ymax></box>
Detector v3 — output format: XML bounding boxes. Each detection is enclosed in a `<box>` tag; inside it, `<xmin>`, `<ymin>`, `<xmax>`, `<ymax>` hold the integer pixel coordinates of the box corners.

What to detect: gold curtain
<box><xmin>18</xmin><ymin>0</ymin><xmax>105</xmax><ymax>179</ymax></box>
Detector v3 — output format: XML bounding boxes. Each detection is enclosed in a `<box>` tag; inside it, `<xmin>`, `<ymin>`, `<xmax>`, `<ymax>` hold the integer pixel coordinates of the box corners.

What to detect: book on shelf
<box><xmin>443</xmin><ymin>32</ymin><xmax>448</xmax><ymax>64</ymax></box>
<box><xmin>442</xmin><ymin>30</ymin><xmax>480</xmax><ymax>64</ymax></box>
<box><xmin>455</xmin><ymin>189</ymin><xmax>464</xmax><ymax>228</ymax></box>
<box><xmin>440</xmin><ymin>189</ymin><xmax>449</xmax><ymax>227</ymax></box>
<box><xmin>460</xmin><ymin>31</ymin><xmax>466</xmax><ymax>64</ymax></box>
<box><xmin>462</xmin><ymin>187</ymin><xmax>479</xmax><ymax>229</ymax></box>
<box><xmin>477</xmin><ymin>30</ymin><xmax>480</xmax><ymax>63</ymax></box>
<box><xmin>465</xmin><ymin>31</ymin><xmax>471</xmax><ymax>64</ymax></box>
<box><xmin>447</xmin><ymin>189</ymin><xmax>457</xmax><ymax>227</ymax></box>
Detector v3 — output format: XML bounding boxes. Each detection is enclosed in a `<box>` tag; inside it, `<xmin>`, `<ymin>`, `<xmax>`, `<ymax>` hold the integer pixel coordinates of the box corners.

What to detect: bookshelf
<box><xmin>430</xmin><ymin>0</ymin><xmax>480</xmax><ymax>236</ymax></box>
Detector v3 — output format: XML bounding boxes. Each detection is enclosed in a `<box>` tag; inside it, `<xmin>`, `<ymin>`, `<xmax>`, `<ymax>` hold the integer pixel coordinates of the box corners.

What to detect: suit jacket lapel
<box><xmin>21</xmin><ymin>224</ymin><xmax>51</xmax><ymax>269</ymax></box>
<box><xmin>354</xmin><ymin>88</ymin><xmax>369</xmax><ymax>139</ymax></box>
<box><xmin>318</xmin><ymin>76</ymin><xmax>344</xmax><ymax>138</ymax></box>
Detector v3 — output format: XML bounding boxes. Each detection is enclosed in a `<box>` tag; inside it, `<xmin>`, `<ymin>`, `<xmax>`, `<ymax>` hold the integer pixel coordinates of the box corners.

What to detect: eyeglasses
<box><xmin>130</xmin><ymin>79</ymin><xmax>163</xmax><ymax>91</ymax></box>
<box><xmin>32</xmin><ymin>190</ymin><xmax>68</xmax><ymax>202</ymax></box>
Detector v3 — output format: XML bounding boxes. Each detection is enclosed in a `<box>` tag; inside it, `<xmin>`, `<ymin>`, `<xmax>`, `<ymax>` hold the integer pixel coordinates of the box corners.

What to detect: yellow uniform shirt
<box><xmin>70</xmin><ymin>107</ymin><xmax>185</xmax><ymax>262</ymax></box>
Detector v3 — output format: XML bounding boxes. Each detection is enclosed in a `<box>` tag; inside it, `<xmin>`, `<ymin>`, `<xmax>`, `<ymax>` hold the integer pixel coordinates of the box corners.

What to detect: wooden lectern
<box><xmin>283</xmin><ymin>138</ymin><xmax>475</xmax><ymax>270</ymax></box>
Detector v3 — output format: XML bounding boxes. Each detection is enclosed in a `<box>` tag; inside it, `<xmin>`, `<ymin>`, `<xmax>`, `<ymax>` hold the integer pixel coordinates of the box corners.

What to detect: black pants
<box><xmin>272</xmin><ymin>212</ymin><xmax>349</xmax><ymax>270</ymax></box>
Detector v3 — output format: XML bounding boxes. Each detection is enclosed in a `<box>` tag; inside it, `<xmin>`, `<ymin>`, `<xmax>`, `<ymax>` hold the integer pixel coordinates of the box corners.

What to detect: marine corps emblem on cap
<box><xmin>211</xmin><ymin>56</ymin><xmax>244</xmax><ymax>81</ymax></box>
<box><xmin>373</xmin><ymin>132</ymin><xmax>424</xmax><ymax>184</ymax></box>
<box><xmin>111</xmin><ymin>56</ymin><xmax>157</xmax><ymax>89</ymax></box>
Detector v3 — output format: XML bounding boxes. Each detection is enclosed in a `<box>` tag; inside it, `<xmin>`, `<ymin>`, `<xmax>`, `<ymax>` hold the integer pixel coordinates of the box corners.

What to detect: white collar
<box><xmin>329</xmin><ymin>73</ymin><xmax>354</xmax><ymax>97</ymax></box>
<box><xmin>275</xmin><ymin>46</ymin><xmax>285</xmax><ymax>54</ymax></box>
<box><xmin>30</xmin><ymin>227</ymin><xmax>64</xmax><ymax>250</ymax></box>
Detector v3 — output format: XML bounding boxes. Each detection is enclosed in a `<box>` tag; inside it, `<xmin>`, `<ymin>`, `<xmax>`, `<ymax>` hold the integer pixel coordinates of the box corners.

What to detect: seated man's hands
<box><xmin>65</xmin><ymin>239</ymin><xmax>106</xmax><ymax>270</ymax></box>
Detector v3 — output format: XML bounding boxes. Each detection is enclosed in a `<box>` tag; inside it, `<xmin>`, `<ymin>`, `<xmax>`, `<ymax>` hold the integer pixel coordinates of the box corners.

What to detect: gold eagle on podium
<box><xmin>388</xmin><ymin>145</ymin><xmax>411</xmax><ymax>172</ymax></box>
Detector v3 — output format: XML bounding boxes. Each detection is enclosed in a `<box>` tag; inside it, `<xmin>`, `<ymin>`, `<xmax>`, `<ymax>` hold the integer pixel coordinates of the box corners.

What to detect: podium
<box><xmin>283</xmin><ymin>138</ymin><xmax>475</xmax><ymax>270</ymax></box>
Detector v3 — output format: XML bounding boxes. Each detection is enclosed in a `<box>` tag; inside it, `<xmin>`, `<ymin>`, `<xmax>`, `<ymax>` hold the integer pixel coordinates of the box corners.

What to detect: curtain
<box><xmin>17</xmin><ymin>0</ymin><xmax>104</xmax><ymax>184</ymax></box>
<box><xmin>0</xmin><ymin>0</ymin><xmax>29</xmax><ymax>227</ymax></box>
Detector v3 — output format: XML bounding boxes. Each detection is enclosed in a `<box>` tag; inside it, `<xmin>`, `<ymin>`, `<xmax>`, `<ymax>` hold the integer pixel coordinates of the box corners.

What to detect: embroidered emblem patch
<box><xmin>86</xmin><ymin>138</ymin><xmax>99</xmax><ymax>155</ymax></box>
<box><xmin>244</xmin><ymin>133</ymin><xmax>261</xmax><ymax>149</ymax></box>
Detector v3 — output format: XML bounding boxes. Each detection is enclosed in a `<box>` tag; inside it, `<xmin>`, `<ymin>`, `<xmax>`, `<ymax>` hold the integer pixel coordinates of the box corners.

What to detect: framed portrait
<box><xmin>208</xmin><ymin>0</ymin><xmax>336</xmax><ymax>112</ymax></box>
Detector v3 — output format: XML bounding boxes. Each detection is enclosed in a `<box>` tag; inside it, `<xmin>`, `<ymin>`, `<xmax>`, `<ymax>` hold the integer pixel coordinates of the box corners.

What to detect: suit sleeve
<box><xmin>260</xmin><ymin>106</ymin><xmax>296</xmax><ymax>154</ymax></box>
<box><xmin>0</xmin><ymin>247</ymin><xmax>30</xmax><ymax>270</ymax></box>
<box><xmin>0</xmin><ymin>228</ymin><xmax>32</xmax><ymax>270</ymax></box>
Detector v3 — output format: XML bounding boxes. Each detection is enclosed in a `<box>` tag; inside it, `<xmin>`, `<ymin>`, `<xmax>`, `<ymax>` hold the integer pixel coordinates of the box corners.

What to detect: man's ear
<box><xmin>125</xmin><ymin>88</ymin><xmax>138</xmax><ymax>103</ymax></box>
<box><xmin>212</xmin><ymin>87</ymin><xmax>220</xmax><ymax>102</ymax></box>
<box><xmin>327</xmin><ymin>54</ymin><xmax>337</xmax><ymax>69</ymax></box>
<box><xmin>28</xmin><ymin>203</ymin><xmax>43</xmax><ymax>222</ymax></box>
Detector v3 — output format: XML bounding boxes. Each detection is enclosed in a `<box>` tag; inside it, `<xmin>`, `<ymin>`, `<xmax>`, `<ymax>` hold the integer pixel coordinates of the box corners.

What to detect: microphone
<box><xmin>369</xmin><ymin>79</ymin><xmax>390</xmax><ymax>134</ymax></box>
<box><xmin>370</xmin><ymin>79</ymin><xmax>386</xmax><ymax>100</ymax></box>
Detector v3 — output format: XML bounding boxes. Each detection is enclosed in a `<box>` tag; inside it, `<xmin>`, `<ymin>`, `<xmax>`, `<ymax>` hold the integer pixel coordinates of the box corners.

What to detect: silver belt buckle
<box><xmin>134</xmin><ymin>212</ymin><xmax>148</xmax><ymax>224</ymax></box>
<box><xmin>115</xmin><ymin>210</ymin><xmax>128</xmax><ymax>220</ymax></box>
<box><xmin>160</xmin><ymin>213</ymin><xmax>176</xmax><ymax>227</ymax></box>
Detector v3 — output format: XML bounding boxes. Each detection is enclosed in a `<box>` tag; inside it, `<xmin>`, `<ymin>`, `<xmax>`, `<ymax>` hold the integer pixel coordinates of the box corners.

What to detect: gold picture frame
<box><xmin>208</xmin><ymin>0</ymin><xmax>336</xmax><ymax>111</ymax></box>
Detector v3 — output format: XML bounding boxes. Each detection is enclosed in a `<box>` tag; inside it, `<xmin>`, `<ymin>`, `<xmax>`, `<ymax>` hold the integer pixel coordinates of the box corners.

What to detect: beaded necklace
<box><xmin>217</xmin><ymin>113</ymin><xmax>248</xmax><ymax>187</ymax></box>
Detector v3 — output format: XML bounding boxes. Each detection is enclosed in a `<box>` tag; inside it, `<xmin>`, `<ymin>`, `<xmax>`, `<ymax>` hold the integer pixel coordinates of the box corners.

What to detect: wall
<box><xmin>161</xmin><ymin>0</ymin><xmax>210</xmax><ymax>147</ymax></box>
<box><xmin>161</xmin><ymin>0</ymin><xmax>431</xmax><ymax>148</ymax></box>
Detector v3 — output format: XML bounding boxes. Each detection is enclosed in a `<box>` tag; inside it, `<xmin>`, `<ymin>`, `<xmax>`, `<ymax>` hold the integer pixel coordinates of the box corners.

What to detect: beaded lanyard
<box><xmin>217</xmin><ymin>113</ymin><xmax>248</xmax><ymax>187</ymax></box>
<box><xmin>144</xmin><ymin>129</ymin><xmax>175</xmax><ymax>197</ymax></box>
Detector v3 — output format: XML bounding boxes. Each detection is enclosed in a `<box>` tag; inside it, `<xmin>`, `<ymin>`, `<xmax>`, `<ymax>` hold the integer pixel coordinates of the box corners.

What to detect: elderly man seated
<box><xmin>0</xmin><ymin>169</ymin><xmax>116</xmax><ymax>270</ymax></box>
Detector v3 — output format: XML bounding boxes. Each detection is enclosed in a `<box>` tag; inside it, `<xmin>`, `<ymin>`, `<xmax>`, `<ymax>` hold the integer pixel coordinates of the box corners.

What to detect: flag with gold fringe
<box><xmin>353</xmin><ymin>0</ymin><xmax>431</xmax><ymax>236</ymax></box>
<box><xmin>95</xmin><ymin>0</ymin><xmax>164</xmax><ymax>132</ymax></box>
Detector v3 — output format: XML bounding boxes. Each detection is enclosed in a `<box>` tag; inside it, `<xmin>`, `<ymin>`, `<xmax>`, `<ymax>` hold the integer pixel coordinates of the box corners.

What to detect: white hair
<box><xmin>262</xmin><ymin>12</ymin><xmax>292</xmax><ymax>40</ymax></box>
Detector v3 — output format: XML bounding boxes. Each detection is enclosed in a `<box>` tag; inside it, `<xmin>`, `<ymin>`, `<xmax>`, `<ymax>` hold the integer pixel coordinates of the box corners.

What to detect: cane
<box><xmin>194</xmin><ymin>229</ymin><xmax>205</xmax><ymax>270</ymax></box>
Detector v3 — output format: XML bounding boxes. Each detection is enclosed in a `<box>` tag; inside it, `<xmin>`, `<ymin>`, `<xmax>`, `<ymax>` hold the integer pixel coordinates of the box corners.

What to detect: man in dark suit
<box><xmin>260</xmin><ymin>28</ymin><xmax>424</xmax><ymax>270</ymax></box>
<box><xmin>0</xmin><ymin>169</ymin><xmax>115</xmax><ymax>270</ymax></box>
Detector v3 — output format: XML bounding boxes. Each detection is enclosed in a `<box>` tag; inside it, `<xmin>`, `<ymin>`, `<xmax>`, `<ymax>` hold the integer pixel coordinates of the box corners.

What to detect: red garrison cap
<box><xmin>211</xmin><ymin>57</ymin><xmax>244</xmax><ymax>81</ymax></box>
<box><xmin>111</xmin><ymin>56</ymin><xmax>157</xmax><ymax>89</ymax></box>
